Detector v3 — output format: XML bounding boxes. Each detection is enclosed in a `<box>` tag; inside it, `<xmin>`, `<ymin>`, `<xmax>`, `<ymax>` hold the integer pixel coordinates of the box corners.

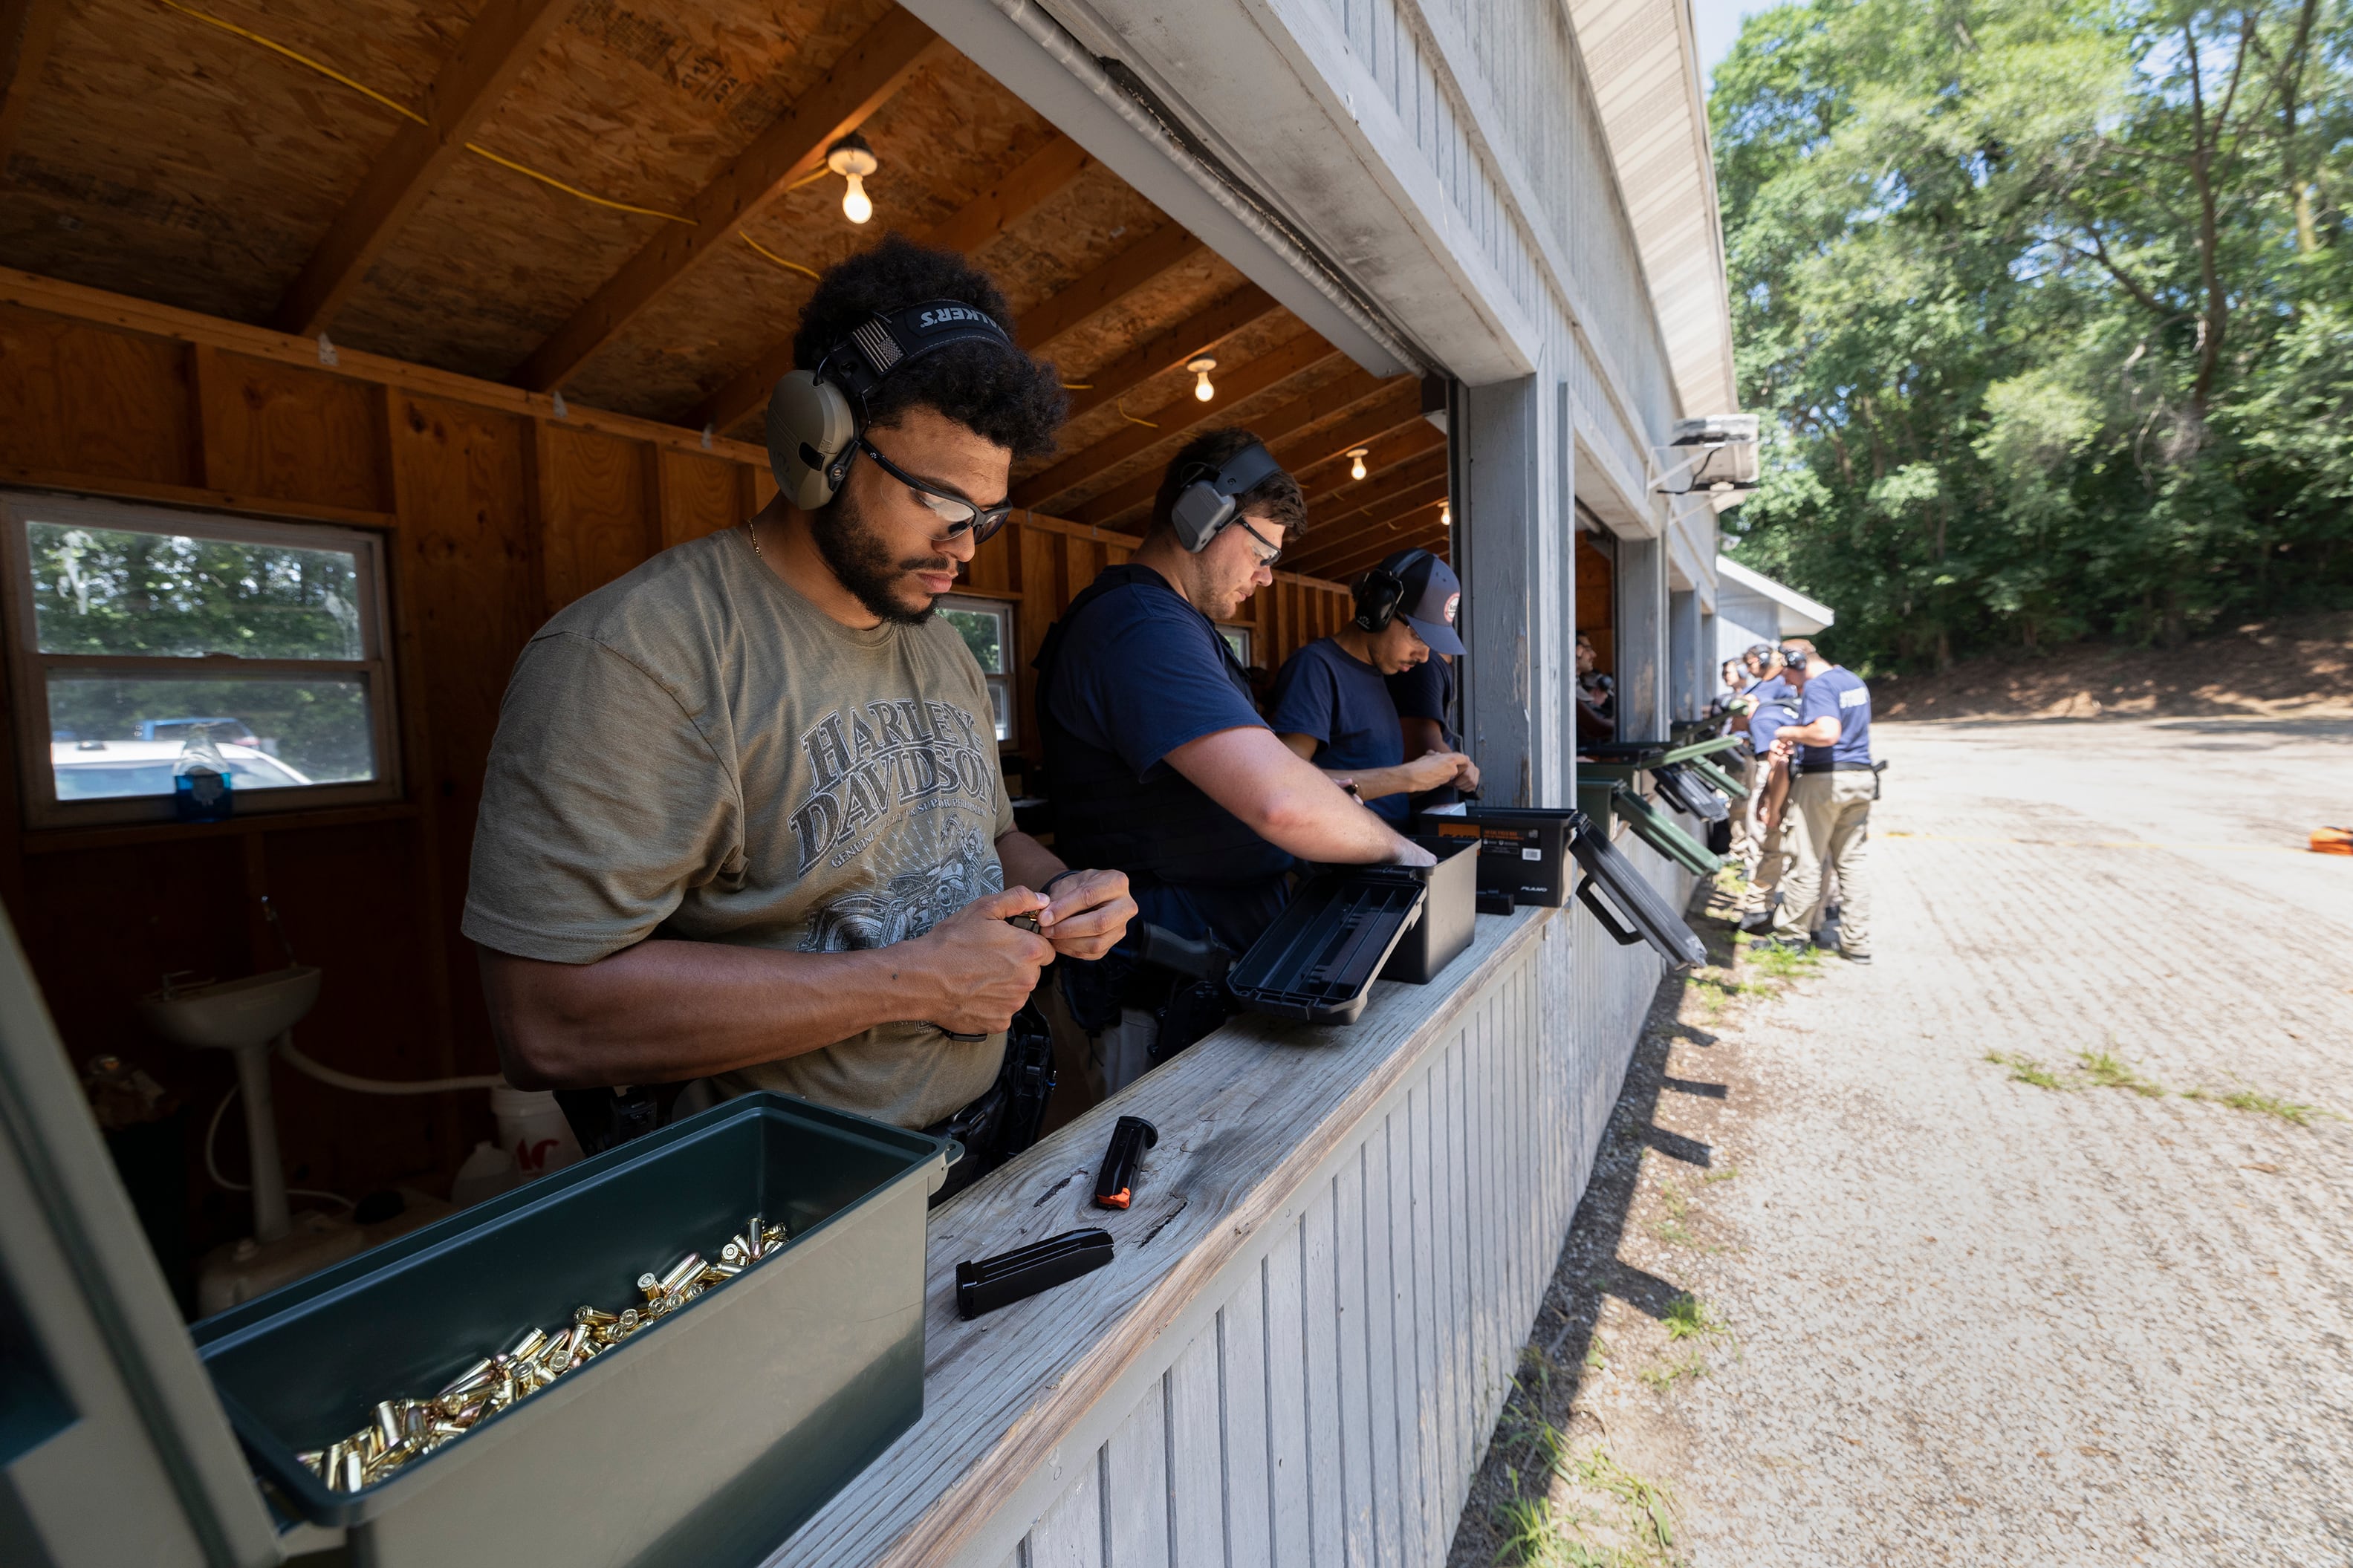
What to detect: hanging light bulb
<box><xmin>1187</xmin><ymin>357</ymin><xmax>1217</xmax><ymax>402</ymax></box>
<box><xmin>1348</xmin><ymin>447</ymin><xmax>1369</xmax><ymax>481</ymax></box>
<box><xmin>1441</xmin><ymin>500</ymin><xmax>1452</xmax><ymax>527</ymax></box>
<box><xmin>826</xmin><ymin>133</ymin><xmax>878</xmax><ymax>224</ymax></box>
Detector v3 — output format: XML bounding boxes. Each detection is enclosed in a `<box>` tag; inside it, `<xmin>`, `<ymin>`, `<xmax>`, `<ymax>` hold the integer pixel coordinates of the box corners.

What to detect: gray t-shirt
<box><xmin>462</xmin><ymin>527</ymin><xmax>1016</xmax><ymax>1129</ymax></box>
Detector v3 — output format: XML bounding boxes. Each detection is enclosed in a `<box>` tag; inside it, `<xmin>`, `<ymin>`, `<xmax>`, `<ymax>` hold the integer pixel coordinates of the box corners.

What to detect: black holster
<box><xmin>926</xmin><ymin>1003</ymin><xmax>1057</xmax><ymax>1206</ymax></box>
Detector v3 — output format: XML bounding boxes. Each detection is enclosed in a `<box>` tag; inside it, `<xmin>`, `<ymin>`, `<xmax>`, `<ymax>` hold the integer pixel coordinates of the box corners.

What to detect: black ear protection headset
<box><xmin>1353</xmin><ymin>548</ymin><xmax>1429</xmax><ymax>634</ymax></box>
<box><xmin>1168</xmin><ymin>443</ymin><xmax>1285</xmax><ymax>552</ymax></box>
<box><xmin>1780</xmin><ymin>645</ymin><xmax>1808</xmax><ymax>672</ymax></box>
<box><xmin>766</xmin><ymin>300</ymin><xmax>1019</xmax><ymax>510</ymax></box>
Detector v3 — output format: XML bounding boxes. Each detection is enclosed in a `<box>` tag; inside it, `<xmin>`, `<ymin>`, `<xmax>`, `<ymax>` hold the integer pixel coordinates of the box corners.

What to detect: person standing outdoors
<box><xmin>1766</xmin><ymin>637</ymin><xmax>1875</xmax><ymax>962</ymax></box>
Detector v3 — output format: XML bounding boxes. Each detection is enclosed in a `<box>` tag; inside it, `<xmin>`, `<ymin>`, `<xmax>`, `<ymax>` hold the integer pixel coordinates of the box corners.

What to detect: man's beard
<box><xmin>809</xmin><ymin>488</ymin><xmax>952</xmax><ymax>625</ymax></box>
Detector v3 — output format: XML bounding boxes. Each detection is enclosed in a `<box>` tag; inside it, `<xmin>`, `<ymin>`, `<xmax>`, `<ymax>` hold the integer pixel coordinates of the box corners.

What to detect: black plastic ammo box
<box><xmin>1421</xmin><ymin>805</ymin><xmax>1579</xmax><ymax>907</ymax></box>
<box><xmin>1379</xmin><ymin>834</ymin><xmax>1481</xmax><ymax>983</ymax></box>
<box><xmin>189</xmin><ymin>1093</ymin><xmax>952</xmax><ymax>1568</ymax></box>
<box><xmin>1227</xmin><ymin>869</ymin><xmax>1426</xmax><ymax>1024</ymax></box>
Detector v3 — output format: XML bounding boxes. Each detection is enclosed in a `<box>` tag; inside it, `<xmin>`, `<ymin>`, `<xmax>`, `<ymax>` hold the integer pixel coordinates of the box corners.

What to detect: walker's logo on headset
<box><xmin>914</xmin><ymin>305</ymin><xmax>1005</xmax><ymax>335</ymax></box>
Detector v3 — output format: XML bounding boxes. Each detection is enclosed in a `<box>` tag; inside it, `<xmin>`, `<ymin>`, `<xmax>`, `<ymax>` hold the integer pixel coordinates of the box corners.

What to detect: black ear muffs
<box><xmin>1168</xmin><ymin>442</ymin><xmax>1285</xmax><ymax>552</ymax></box>
<box><xmin>1353</xmin><ymin>566</ymin><xmax>1406</xmax><ymax>633</ymax></box>
<box><xmin>766</xmin><ymin>299</ymin><xmax>1019</xmax><ymax>510</ymax></box>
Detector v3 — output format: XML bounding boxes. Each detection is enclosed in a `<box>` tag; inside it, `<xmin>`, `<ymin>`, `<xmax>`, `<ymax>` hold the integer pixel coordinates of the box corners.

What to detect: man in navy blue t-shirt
<box><xmin>1388</xmin><ymin>651</ymin><xmax>1462</xmax><ymax>809</ymax></box>
<box><xmin>1269</xmin><ymin>549</ymin><xmax>1478</xmax><ymax>824</ymax></box>
<box><xmin>1037</xmin><ymin>429</ymin><xmax>1436</xmax><ymax>1088</ymax></box>
<box><xmin>1764</xmin><ymin>637</ymin><xmax>1875</xmax><ymax>962</ymax></box>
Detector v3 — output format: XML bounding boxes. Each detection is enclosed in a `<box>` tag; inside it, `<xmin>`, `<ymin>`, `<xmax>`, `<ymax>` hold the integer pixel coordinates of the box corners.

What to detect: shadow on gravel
<box><xmin>1444</xmin><ymin>883</ymin><xmax>1747</xmax><ymax>1566</ymax></box>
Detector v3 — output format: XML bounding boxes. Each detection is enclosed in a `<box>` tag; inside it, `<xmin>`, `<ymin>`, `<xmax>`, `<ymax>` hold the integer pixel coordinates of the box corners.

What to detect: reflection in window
<box><xmin>6</xmin><ymin>495</ymin><xmax>398</xmax><ymax>825</ymax></box>
<box><xmin>938</xmin><ymin>594</ymin><xmax>1016</xmax><ymax>744</ymax></box>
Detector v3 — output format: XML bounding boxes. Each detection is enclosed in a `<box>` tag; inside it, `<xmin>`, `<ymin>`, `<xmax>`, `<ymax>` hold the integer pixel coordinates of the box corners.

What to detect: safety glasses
<box><xmin>854</xmin><ymin>437</ymin><xmax>1013</xmax><ymax>544</ymax></box>
<box><xmin>1236</xmin><ymin>518</ymin><xmax>1283</xmax><ymax>567</ymax></box>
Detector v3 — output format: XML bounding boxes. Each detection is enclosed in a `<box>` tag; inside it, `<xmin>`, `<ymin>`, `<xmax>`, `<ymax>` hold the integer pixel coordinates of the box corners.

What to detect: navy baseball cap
<box><xmin>1380</xmin><ymin>549</ymin><xmax>1465</xmax><ymax>657</ymax></box>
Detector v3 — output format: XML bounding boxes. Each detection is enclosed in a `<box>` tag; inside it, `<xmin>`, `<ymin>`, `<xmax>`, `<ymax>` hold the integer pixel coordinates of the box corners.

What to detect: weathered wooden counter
<box><xmin>759</xmin><ymin>890</ymin><xmax>1670</xmax><ymax>1568</ymax></box>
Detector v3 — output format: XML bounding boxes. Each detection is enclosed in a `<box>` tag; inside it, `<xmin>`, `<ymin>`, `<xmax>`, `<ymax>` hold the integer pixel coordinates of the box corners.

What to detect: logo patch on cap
<box><xmin>1443</xmin><ymin>592</ymin><xmax>1459</xmax><ymax>625</ymax></box>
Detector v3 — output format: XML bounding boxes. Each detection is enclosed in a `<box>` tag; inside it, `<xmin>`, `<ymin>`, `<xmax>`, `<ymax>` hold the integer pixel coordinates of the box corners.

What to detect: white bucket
<box><xmin>489</xmin><ymin>1083</ymin><xmax>582</xmax><ymax>1179</ymax></box>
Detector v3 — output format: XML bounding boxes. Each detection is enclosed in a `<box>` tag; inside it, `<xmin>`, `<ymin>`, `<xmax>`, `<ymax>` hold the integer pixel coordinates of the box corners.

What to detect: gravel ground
<box><xmin>1451</xmin><ymin>715</ymin><xmax>2353</xmax><ymax>1568</ymax></box>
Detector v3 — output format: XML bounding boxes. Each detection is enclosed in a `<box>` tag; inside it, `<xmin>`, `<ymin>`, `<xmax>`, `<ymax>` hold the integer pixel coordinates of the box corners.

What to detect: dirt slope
<box><xmin>1872</xmin><ymin>611</ymin><xmax>2352</xmax><ymax>721</ymax></box>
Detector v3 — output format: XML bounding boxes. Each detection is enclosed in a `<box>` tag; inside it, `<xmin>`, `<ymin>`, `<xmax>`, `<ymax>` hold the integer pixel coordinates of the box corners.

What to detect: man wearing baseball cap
<box><xmin>1268</xmin><ymin>548</ymin><xmax>1479</xmax><ymax>822</ymax></box>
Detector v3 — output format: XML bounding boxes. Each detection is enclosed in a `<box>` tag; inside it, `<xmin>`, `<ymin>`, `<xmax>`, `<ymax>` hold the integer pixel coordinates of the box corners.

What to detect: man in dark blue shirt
<box><xmin>1765</xmin><ymin>637</ymin><xmax>1875</xmax><ymax>962</ymax></box>
<box><xmin>1037</xmin><ymin>429</ymin><xmax>1435</xmax><ymax>1087</ymax></box>
<box><xmin>1269</xmin><ymin>549</ymin><xmax>1478</xmax><ymax>824</ymax></box>
<box><xmin>1388</xmin><ymin>651</ymin><xmax>1462</xmax><ymax>809</ymax></box>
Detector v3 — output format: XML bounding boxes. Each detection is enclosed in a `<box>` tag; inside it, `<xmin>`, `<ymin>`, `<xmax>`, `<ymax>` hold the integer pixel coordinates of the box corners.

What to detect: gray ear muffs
<box><xmin>767</xmin><ymin>369</ymin><xmax>860</xmax><ymax>510</ymax></box>
<box><xmin>765</xmin><ymin>300</ymin><xmax>1020</xmax><ymax>512</ymax></box>
<box><xmin>1168</xmin><ymin>442</ymin><xmax>1285</xmax><ymax>553</ymax></box>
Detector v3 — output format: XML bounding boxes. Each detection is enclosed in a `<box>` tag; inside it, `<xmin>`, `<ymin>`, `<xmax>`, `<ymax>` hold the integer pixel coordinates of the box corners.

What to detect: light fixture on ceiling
<box><xmin>1187</xmin><ymin>357</ymin><xmax>1217</xmax><ymax>402</ymax></box>
<box><xmin>1441</xmin><ymin>500</ymin><xmax>1451</xmax><ymax>527</ymax></box>
<box><xmin>1348</xmin><ymin>447</ymin><xmax>1369</xmax><ymax>481</ymax></box>
<box><xmin>826</xmin><ymin>133</ymin><xmax>878</xmax><ymax>224</ymax></box>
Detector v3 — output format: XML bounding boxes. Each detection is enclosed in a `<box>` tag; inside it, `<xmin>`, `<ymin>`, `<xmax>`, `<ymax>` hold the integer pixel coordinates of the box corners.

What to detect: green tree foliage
<box><xmin>1713</xmin><ymin>0</ymin><xmax>2352</xmax><ymax>669</ymax></box>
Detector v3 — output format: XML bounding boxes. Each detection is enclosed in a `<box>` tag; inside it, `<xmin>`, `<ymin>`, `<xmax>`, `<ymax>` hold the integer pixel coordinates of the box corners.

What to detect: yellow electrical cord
<box><xmin>739</xmin><ymin>232</ymin><xmax>821</xmax><ymax>281</ymax></box>
<box><xmin>1061</xmin><ymin>382</ymin><xmax>1093</xmax><ymax>390</ymax></box>
<box><xmin>1115</xmin><ymin>396</ymin><xmax>1157</xmax><ymax>429</ymax></box>
<box><xmin>155</xmin><ymin>0</ymin><xmax>692</xmax><ymax>224</ymax></box>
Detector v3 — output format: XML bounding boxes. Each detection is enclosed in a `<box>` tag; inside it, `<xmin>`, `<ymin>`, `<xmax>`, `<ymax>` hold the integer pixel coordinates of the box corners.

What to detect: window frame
<box><xmin>1217</xmin><ymin>623</ymin><xmax>1253</xmax><ymax>668</ymax></box>
<box><xmin>935</xmin><ymin>592</ymin><xmax>1017</xmax><ymax>747</ymax></box>
<box><xmin>2</xmin><ymin>491</ymin><xmax>403</xmax><ymax>830</ymax></box>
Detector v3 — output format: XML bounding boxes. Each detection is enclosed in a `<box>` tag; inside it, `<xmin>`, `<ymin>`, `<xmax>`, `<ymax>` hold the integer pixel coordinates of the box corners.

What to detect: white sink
<box><xmin>138</xmin><ymin>965</ymin><xmax>322</xmax><ymax>1050</ymax></box>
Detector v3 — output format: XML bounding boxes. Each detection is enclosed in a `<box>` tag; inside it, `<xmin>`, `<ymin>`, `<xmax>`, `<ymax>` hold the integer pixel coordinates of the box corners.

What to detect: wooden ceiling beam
<box><xmin>0</xmin><ymin>0</ymin><xmax>67</xmax><ymax>168</ymax></box>
<box><xmin>1074</xmin><ymin>371</ymin><xmax>1410</xmax><ymax>530</ymax></box>
<box><xmin>1291</xmin><ymin>504</ymin><xmax>1450</xmax><ymax>582</ymax></box>
<box><xmin>1303</xmin><ymin>446</ymin><xmax>1447</xmax><ymax>524</ymax></box>
<box><xmin>516</xmin><ymin>6</ymin><xmax>948</xmax><ymax>392</ymax></box>
<box><xmin>1299</xmin><ymin>418</ymin><xmax>1444</xmax><ymax>506</ymax></box>
<box><xmin>272</xmin><ymin>0</ymin><xmax>571</xmax><ymax>337</ymax></box>
<box><xmin>687</xmin><ymin>131</ymin><xmax>1095</xmax><ymax>434</ymax></box>
<box><xmin>1016</xmin><ymin>332</ymin><xmax>1341</xmax><ymax>515</ymax></box>
<box><xmin>1016</xmin><ymin>223</ymin><xmax>1202</xmax><ymax>351</ymax></box>
<box><xmin>1291</xmin><ymin>478</ymin><xmax>1450</xmax><ymax>570</ymax></box>
<box><xmin>1062</xmin><ymin>284</ymin><xmax>1280</xmax><ymax>426</ymax></box>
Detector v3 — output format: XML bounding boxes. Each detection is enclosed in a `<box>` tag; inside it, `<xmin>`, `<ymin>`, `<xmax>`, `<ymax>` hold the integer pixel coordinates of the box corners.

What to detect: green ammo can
<box><xmin>190</xmin><ymin>1093</ymin><xmax>953</xmax><ymax>1567</ymax></box>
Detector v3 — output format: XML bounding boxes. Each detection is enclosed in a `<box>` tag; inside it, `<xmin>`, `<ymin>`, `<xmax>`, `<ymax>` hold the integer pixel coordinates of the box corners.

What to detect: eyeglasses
<box><xmin>853</xmin><ymin>437</ymin><xmax>1013</xmax><ymax>544</ymax></box>
<box><xmin>1236</xmin><ymin>518</ymin><xmax>1283</xmax><ymax>567</ymax></box>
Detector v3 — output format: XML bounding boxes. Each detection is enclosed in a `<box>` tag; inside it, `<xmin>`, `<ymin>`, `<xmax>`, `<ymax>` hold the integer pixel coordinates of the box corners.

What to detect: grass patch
<box><xmin>1701</xmin><ymin>1163</ymin><xmax>1741</xmax><ymax>1183</ymax></box>
<box><xmin>1638</xmin><ymin>1350</ymin><xmax>1709</xmax><ymax>1391</ymax></box>
<box><xmin>1584</xmin><ymin>1333</ymin><xmax>1609</xmax><ymax>1372</ymax></box>
<box><xmin>1576</xmin><ymin>1449</ymin><xmax>1678</xmax><ymax>1560</ymax></box>
<box><xmin>1738</xmin><ymin>935</ymin><xmax>1823</xmax><ymax>983</ymax></box>
<box><xmin>1985</xmin><ymin>1050</ymin><xmax>2071</xmax><ymax>1090</ymax></box>
<box><xmin>1661</xmin><ymin>1291</ymin><xmax>1728</xmax><ymax>1341</ymax></box>
<box><xmin>2186</xmin><ymin>1086</ymin><xmax>2320</xmax><ymax>1125</ymax></box>
<box><xmin>2076</xmin><ymin>1050</ymin><xmax>2167</xmax><ymax>1097</ymax></box>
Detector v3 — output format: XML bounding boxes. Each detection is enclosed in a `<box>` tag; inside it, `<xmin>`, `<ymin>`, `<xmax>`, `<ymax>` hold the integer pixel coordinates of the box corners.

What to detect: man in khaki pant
<box><xmin>1765</xmin><ymin>639</ymin><xmax>1875</xmax><ymax>963</ymax></box>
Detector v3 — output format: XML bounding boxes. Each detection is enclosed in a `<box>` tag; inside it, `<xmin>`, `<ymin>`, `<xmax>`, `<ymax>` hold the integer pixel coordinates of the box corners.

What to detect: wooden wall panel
<box><xmin>0</xmin><ymin>306</ymin><xmax>194</xmax><ymax>484</ymax></box>
<box><xmin>197</xmin><ymin>351</ymin><xmax>389</xmax><ymax>513</ymax></box>
<box><xmin>656</xmin><ymin>448</ymin><xmax>743</xmax><ymax>549</ymax></box>
<box><xmin>536</xmin><ymin>423</ymin><xmax>657</xmax><ymax>614</ymax></box>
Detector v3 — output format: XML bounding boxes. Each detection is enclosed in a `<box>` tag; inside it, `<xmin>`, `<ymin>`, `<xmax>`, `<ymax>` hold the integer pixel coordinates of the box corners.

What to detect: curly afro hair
<box><xmin>791</xmin><ymin>233</ymin><xmax>1067</xmax><ymax>461</ymax></box>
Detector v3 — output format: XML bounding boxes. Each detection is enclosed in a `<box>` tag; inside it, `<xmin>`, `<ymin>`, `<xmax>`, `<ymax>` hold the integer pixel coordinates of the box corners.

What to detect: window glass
<box><xmin>30</xmin><ymin>523</ymin><xmax>363</xmax><ymax>660</ymax></box>
<box><xmin>7</xmin><ymin>495</ymin><xmax>397</xmax><ymax>825</ymax></box>
<box><xmin>938</xmin><ymin>601</ymin><xmax>1006</xmax><ymax>674</ymax></box>
<box><xmin>938</xmin><ymin>595</ymin><xmax>1015</xmax><ymax>743</ymax></box>
<box><xmin>47</xmin><ymin>675</ymin><xmax>376</xmax><ymax>796</ymax></box>
<box><xmin>1219</xmin><ymin>625</ymin><xmax>1253</xmax><ymax>666</ymax></box>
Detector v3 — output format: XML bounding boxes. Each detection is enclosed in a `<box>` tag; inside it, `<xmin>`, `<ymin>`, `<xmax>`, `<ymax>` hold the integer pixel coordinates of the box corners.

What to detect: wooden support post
<box><xmin>0</xmin><ymin>0</ymin><xmax>65</xmax><ymax>169</ymax></box>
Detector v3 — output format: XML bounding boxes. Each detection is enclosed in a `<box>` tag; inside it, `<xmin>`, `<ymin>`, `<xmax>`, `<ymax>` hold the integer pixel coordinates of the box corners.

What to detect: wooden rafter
<box><xmin>516</xmin><ymin>6</ymin><xmax>948</xmax><ymax>393</ymax></box>
<box><xmin>1293</xmin><ymin>504</ymin><xmax>1450</xmax><ymax>581</ymax></box>
<box><xmin>686</xmin><ymin>131</ymin><xmax>1096</xmax><ymax>434</ymax></box>
<box><xmin>1302</xmin><ymin>441</ymin><xmax>1446</xmax><ymax>518</ymax></box>
<box><xmin>1015</xmin><ymin>332</ymin><xmax>1340</xmax><ymax>515</ymax></box>
<box><xmin>0</xmin><ymin>0</ymin><xmax>66</xmax><ymax>167</ymax></box>
<box><xmin>1062</xmin><ymin>284</ymin><xmax>1279</xmax><ymax>429</ymax></box>
<box><xmin>1016</xmin><ymin>223</ymin><xmax>1202</xmax><ymax>351</ymax></box>
<box><xmin>1289</xmin><ymin>478</ymin><xmax>1450</xmax><ymax>573</ymax></box>
<box><xmin>273</xmin><ymin>0</ymin><xmax>571</xmax><ymax>337</ymax></box>
<box><xmin>1073</xmin><ymin>371</ymin><xmax>1407</xmax><ymax>530</ymax></box>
